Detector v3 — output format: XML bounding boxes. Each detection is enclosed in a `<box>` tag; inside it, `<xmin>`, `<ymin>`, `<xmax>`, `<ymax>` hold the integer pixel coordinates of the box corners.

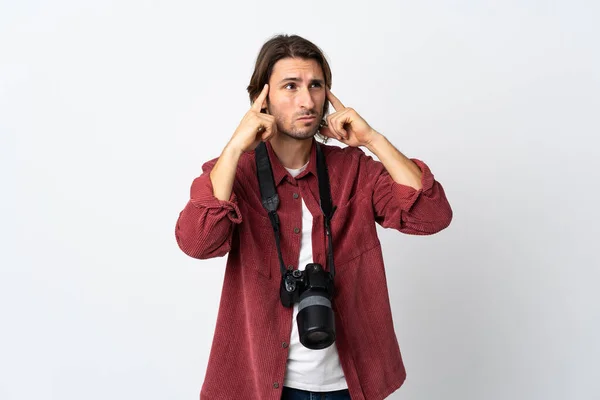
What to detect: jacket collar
<box><xmin>265</xmin><ymin>138</ymin><xmax>318</xmax><ymax>186</ymax></box>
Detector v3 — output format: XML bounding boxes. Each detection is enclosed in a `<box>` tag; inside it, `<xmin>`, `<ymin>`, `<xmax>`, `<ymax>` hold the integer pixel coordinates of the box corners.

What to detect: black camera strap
<box><xmin>255</xmin><ymin>141</ymin><xmax>336</xmax><ymax>278</ymax></box>
<box><xmin>315</xmin><ymin>141</ymin><xmax>337</xmax><ymax>278</ymax></box>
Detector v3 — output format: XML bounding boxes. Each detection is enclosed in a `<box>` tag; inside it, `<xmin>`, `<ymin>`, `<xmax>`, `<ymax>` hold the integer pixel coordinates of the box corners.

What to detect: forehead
<box><xmin>270</xmin><ymin>57</ymin><xmax>324</xmax><ymax>80</ymax></box>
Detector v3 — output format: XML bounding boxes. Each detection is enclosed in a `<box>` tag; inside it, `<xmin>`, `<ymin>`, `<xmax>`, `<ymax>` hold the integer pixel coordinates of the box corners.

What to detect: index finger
<box><xmin>326</xmin><ymin>87</ymin><xmax>345</xmax><ymax>111</ymax></box>
<box><xmin>252</xmin><ymin>84</ymin><xmax>269</xmax><ymax>112</ymax></box>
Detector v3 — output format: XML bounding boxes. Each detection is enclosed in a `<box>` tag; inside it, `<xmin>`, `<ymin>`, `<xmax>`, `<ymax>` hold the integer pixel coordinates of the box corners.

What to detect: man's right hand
<box><xmin>228</xmin><ymin>84</ymin><xmax>277</xmax><ymax>153</ymax></box>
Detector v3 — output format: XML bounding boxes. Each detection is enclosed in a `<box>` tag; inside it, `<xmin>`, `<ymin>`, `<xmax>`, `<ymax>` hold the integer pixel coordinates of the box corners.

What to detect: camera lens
<box><xmin>297</xmin><ymin>294</ymin><xmax>335</xmax><ymax>350</ymax></box>
<box><xmin>305</xmin><ymin>331</ymin><xmax>330</xmax><ymax>347</ymax></box>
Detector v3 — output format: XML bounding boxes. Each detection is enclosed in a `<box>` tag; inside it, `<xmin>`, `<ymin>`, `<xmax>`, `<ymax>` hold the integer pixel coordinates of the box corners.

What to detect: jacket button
<box><xmin>282</xmin><ymin>342</ymin><xmax>288</xmax><ymax>348</ymax></box>
<box><xmin>273</xmin><ymin>382</ymin><xmax>279</xmax><ymax>389</ymax></box>
<box><xmin>287</xmin><ymin>265</ymin><xmax>294</xmax><ymax>271</ymax></box>
<box><xmin>294</xmin><ymin>227</ymin><xmax>300</xmax><ymax>234</ymax></box>
<box><xmin>293</xmin><ymin>192</ymin><xmax>299</xmax><ymax>199</ymax></box>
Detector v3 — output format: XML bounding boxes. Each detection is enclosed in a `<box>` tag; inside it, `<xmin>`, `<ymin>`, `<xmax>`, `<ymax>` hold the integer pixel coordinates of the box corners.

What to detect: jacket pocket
<box><xmin>238</xmin><ymin>214</ymin><xmax>274</xmax><ymax>279</ymax></box>
<box><xmin>330</xmin><ymin>195</ymin><xmax>380</xmax><ymax>268</ymax></box>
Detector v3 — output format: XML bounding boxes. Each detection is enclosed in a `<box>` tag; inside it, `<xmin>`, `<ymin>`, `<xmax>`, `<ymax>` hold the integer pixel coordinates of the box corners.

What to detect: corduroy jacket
<box><xmin>175</xmin><ymin>139</ymin><xmax>452</xmax><ymax>400</ymax></box>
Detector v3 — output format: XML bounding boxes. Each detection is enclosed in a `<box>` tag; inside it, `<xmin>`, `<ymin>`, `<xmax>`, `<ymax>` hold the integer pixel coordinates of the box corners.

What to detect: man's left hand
<box><xmin>319</xmin><ymin>88</ymin><xmax>381</xmax><ymax>147</ymax></box>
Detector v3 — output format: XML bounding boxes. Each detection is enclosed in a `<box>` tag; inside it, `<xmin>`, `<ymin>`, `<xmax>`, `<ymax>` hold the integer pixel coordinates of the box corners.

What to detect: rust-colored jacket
<box><xmin>175</xmin><ymin>139</ymin><xmax>452</xmax><ymax>400</ymax></box>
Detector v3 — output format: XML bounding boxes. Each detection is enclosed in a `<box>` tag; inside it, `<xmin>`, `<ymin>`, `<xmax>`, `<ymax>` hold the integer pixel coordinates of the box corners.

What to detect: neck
<box><xmin>269</xmin><ymin>134</ymin><xmax>313</xmax><ymax>169</ymax></box>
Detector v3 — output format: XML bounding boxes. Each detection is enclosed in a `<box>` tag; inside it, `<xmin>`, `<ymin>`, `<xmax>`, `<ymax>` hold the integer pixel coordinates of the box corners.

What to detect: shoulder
<box><xmin>200</xmin><ymin>156</ymin><xmax>220</xmax><ymax>173</ymax></box>
<box><xmin>321</xmin><ymin>142</ymin><xmax>387</xmax><ymax>187</ymax></box>
<box><xmin>321</xmin><ymin>142</ymin><xmax>365</xmax><ymax>160</ymax></box>
<box><xmin>200</xmin><ymin>151</ymin><xmax>256</xmax><ymax>174</ymax></box>
<box><xmin>320</xmin><ymin>142</ymin><xmax>375</xmax><ymax>169</ymax></box>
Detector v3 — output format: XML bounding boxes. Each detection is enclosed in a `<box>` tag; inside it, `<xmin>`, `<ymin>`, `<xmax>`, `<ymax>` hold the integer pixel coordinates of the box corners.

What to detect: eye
<box><xmin>284</xmin><ymin>83</ymin><xmax>297</xmax><ymax>90</ymax></box>
<box><xmin>310</xmin><ymin>82</ymin><xmax>323</xmax><ymax>88</ymax></box>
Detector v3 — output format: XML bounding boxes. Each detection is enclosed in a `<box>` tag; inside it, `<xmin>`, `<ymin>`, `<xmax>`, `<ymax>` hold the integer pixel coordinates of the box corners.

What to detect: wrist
<box><xmin>365</xmin><ymin>130</ymin><xmax>386</xmax><ymax>154</ymax></box>
<box><xmin>224</xmin><ymin>140</ymin><xmax>245</xmax><ymax>157</ymax></box>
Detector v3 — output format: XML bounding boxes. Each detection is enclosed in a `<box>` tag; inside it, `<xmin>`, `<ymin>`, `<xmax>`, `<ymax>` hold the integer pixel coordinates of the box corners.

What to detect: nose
<box><xmin>297</xmin><ymin>86</ymin><xmax>315</xmax><ymax>111</ymax></box>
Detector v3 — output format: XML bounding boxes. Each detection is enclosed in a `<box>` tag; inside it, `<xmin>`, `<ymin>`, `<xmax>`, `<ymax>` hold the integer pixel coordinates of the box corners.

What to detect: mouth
<box><xmin>297</xmin><ymin>116</ymin><xmax>316</xmax><ymax>122</ymax></box>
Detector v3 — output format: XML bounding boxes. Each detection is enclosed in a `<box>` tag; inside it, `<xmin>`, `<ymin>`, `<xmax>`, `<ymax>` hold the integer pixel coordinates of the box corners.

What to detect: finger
<box><xmin>252</xmin><ymin>84</ymin><xmax>269</xmax><ymax>112</ymax></box>
<box><xmin>262</xmin><ymin>127</ymin><xmax>276</xmax><ymax>141</ymax></box>
<box><xmin>326</xmin><ymin>87</ymin><xmax>345</xmax><ymax>112</ymax></box>
<box><xmin>326</xmin><ymin>114</ymin><xmax>344</xmax><ymax>140</ymax></box>
<box><xmin>254</xmin><ymin>113</ymin><xmax>272</xmax><ymax>133</ymax></box>
<box><xmin>324</xmin><ymin>116</ymin><xmax>339</xmax><ymax>140</ymax></box>
<box><xmin>337</xmin><ymin>109</ymin><xmax>355</xmax><ymax>138</ymax></box>
<box><xmin>318</xmin><ymin>125</ymin><xmax>337</xmax><ymax>140</ymax></box>
<box><xmin>337</xmin><ymin>122</ymin><xmax>348</xmax><ymax>139</ymax></box>
<box><xmin>257</xmin><ymin>115</ymin><xmax>276</xmax><ymax>140</ymax></box>
<box><xmin>261</xmin><ymin>122</ymin><xmax>277</xmax><ymax>141</ymax></box>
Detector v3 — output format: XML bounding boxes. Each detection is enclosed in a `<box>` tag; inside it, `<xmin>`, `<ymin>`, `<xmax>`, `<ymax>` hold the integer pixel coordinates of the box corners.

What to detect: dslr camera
<box><xmin>280</xmin><ymin>263</ymin><xmax>335</xmax><ymax>350</ymax></box>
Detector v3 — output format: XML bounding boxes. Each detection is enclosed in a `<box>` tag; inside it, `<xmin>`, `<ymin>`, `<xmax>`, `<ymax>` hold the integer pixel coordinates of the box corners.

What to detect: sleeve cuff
<box><xmin>189</xmin><ymin>173</ymin><xmax>242</xmax><ymax>224</ymax></box>
<box><xmin>411</xmin><ymin>158</ymin><xmax>435</xmax><ymax>194</ymax></box>
<box><xmin>388</xmin><ymin>158</ymin><xmax>435</xmax><ymax>211</ymax></box>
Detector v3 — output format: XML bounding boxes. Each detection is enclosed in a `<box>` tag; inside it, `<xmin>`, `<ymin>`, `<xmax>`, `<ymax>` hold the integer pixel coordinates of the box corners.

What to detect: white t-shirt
<box><xmin>282</xmin><ymin>162</ymin><xmax>348</xmax><ymax>391</ymax></box>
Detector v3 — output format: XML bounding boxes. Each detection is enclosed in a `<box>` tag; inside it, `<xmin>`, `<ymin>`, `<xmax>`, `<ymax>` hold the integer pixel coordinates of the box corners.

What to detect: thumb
<box><xmin>319</xmin><ymin>125</ymin><xmax>340</xmax><ymax>141</ymax></box>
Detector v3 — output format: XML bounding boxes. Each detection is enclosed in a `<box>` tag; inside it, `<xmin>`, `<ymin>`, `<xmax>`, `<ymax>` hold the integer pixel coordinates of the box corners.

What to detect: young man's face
<box><xmin>265</xmin><ymin>57</ymin><xmax>327</xmax><ymax>140</ymax></box>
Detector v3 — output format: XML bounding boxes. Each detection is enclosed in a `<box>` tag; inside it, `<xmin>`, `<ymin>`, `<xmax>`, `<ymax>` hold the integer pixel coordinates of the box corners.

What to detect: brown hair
<box><xmin>247</xmin><ymin>34</ymin><xmax>332</xmax><ymax>120</ymax></box>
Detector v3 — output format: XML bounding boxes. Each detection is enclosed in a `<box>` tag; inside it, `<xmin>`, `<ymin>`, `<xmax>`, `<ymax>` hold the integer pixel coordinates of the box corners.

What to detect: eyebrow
<box><xmin>278</xmin><ymin>77</ymin><xmax>325</xmax><ymax>85</ymax></box>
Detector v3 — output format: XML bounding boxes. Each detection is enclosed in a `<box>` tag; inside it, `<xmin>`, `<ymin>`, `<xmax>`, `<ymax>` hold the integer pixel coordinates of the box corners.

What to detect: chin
<box><xmin>295</xmin><ymin>129</ymin><xmax>319</xmax><ymax>139</ymax></box>
<box><xmin>280</xmin><ymin>132</ymin><xmax>315</xmax><ymax>141</ymax></box>
<box><xmin>279</xmin><ymin>125</ymin><xmax>319</xmax><ymax>140</ymax></box>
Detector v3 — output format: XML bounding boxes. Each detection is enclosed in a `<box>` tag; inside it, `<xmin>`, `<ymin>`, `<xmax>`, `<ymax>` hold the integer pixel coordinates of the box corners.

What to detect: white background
<box><xmin>2</xmin><ymin>1</ymin><xmax>599</xmax><ymax>399</ymax></box>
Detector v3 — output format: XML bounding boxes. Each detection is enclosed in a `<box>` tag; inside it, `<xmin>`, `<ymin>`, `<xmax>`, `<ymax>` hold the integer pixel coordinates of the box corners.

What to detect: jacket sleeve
<box><xmin>365</xmin><ymin>153</ymin><xmax>452</xmax><ymax>235</ymax></box>
<box><xmin>175</xmin><ymin>158</ymin><xmax>243</xmax><ymax>259</ymax></box>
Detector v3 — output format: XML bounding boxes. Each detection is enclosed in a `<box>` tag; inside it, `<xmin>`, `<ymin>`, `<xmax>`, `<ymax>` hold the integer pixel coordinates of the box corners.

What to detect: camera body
<box><xmin>280</xmin><ymin>263</ymin><xmax>336</xmax><ymax>349</ymax></box>
<box><xmin>280</xmin><ymin>263</ymin><xmax>334</xmax><ymax>307</ymax></box>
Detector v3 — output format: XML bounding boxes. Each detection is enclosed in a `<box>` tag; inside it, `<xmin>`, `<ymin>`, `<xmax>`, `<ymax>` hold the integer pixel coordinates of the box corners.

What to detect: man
<box><xmin>175</xmin><ymin>34</ymin><xmax>452</xmax><ymax>400</ymax></box>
